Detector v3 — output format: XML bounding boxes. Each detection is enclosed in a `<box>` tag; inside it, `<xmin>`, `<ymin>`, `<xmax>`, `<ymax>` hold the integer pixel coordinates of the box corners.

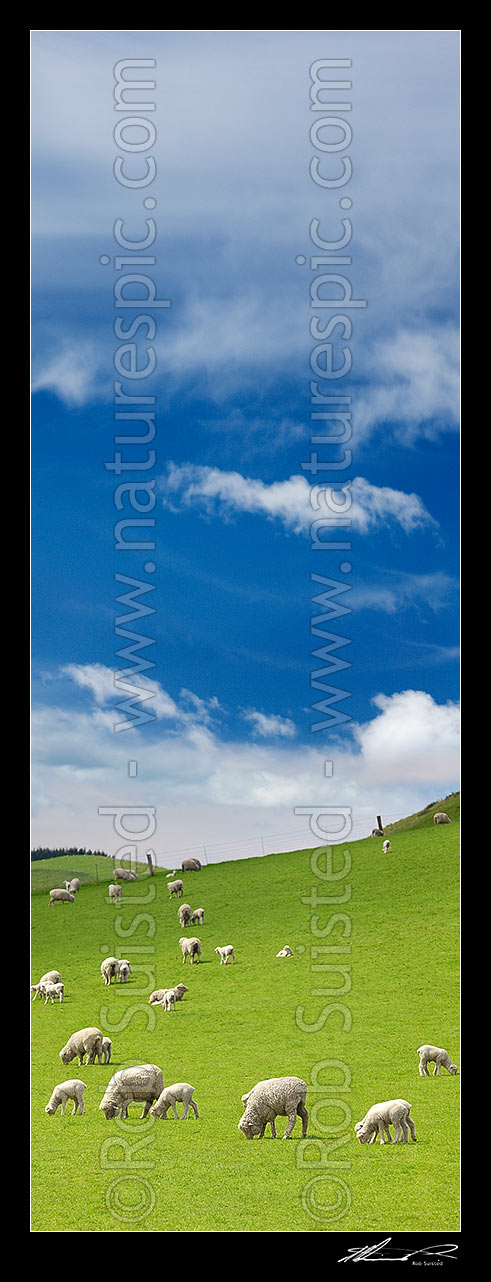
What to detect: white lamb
<box><xmin>49</xmin><ymin>888</ymin><xmax>74</xmax><ymax>906</ymax></box>
<box><xmin>99</xmin><ymin>1064</ymin><xmax>164</xmax><ymax>1119</ymax></box>
<box><xmin>355</xmin><ymin>1099</ymin><xmax>417</xmax><ymax>1144</ymax></box>
<box><xmin>108</xmin><ymin>884</ymin><xmax>122</xmax><ymax>904</ymax></box>
<box><xmin>179</xmin><ymin>936</ymin><xmax>201</xmax><ymax>964</ymax></box>
<box><xmin>215</xmin><ymin>945</ymin><xmax>235</xmax><ymax>965</ymax></box>
<box><xmin>417</xmin><ymin>1044</ymin><xmax>458</xmax><ymax>1076</ymax></box>
<box><xmin>101</xmin><ymin>1037</ymin><xmax>112</xmax><ymax>1064</ymax></box>
<box><xmin>382</xmin><ymin>840</ymin><xmax>391</xmax><ymax>853</ymax></box>
<box><xmin>45</xmin><ymin>1079</ymin><xmax>87</xmax><ymax>1116</ymax></box>
<box><xmin>149</xmin><ymin>984</ymin><xmax>188</xmax><ymax>1005</ymax></box>
<box><xmin>190</xmin><ymin>908</ymin><xmax>204</xmax><ymax>925</ymax></box>
<box><xmin>276</xmin><ymin>945</ymin><xmax>293</xmax><ymax>957</ymax></box>
<box><xmin>43</xmin><ymin>981</ymin><xmax>65</xmax><ymax>1004</ymax></box>
<box><xmin>151</xmin><ymin>1083</ymin><xmax>199</xmax><ymax>1120</ymax></box>
<box><xmin>239</xmin><ymin>1076</ymin><xmax>308</xmax><ymax>1140</ymax></box>
<box><xmin>168</xmin><ymin>879</ymin><xmax>184</xmax><ymax>899</ymax></box>
<box><xmin>118</xmin><ymin>960</ymin><xmax>133</xmax><ymax>983</ymax></box>
<box><xmin>101</xmin><ymin>957</ymin><xmax>120</xmax><ymax>985</ymax></box>
<box><xmin>68</xmin><ymin>878</ymin><xmax>81</xmax><ymax>894</ymax></box>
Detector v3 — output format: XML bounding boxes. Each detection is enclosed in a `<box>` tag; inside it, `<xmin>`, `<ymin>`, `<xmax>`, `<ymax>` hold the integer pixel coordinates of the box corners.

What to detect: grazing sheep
<box><xmin>45</xmin><ymin>1079</ymin><xmax>87</xmax><ymax>1116</ymax></box>
<box><xmin>118</xmin><ymin>960</ymin><xmax>133</xmax><ymax>983</ymax></box>
<box><xmin>31</xmin><ymin>982</ymin><xmax>47</xmax><ymax>1001</ymax></box>
<box><xmin>215</xmin><ymin>945</ymin><xmax>235</xmax><ymax>965</ymax></box>
<box><xmin>168</xmin><ymin>879</ymin><xmax>184</xmax><ymax>899</ymax></box>
<box><xmin>182</xmin><ymin>858</ymin><xmax>201</xmax><ymax>872</ymax></box>
<box><xmin>49</xmin><ymin>888</ymin><xmax>75</xmax><ymax>907</ymax></box>
<box><xmin>179</xmin><ymin>936</ymin><xmax>201</xmax><ymax>964</ymax></box>
<box><xmin>177</xmin><ymin>903</ymin><xmax>192</xmax><ymax>927</ymax></box>
<box><xmin>434</xmin><ymin>812</ymin><xmax>451</xmax><ymax>825</ymax></box>
<box><xmin>151</xmin><ymin>1083</ymin><xmax>199</xmax><ymax>1120</ymax></box>
<box><xmin>108</xmin><ymin>883</ymin><xmax>122</xmax><ymax>904</ymax></box>
<box><xmin>190</xmin><ymin>908</ymin><xmax>205</xmax><ymax>925</ymax></box>
<box><xmin>239</xmin><ymin>1076</ymin><xmax>309</xmax><ymax>1140</ymax></box>
<box><xmin>60</xmin><ymin>1027</ymin><xmax>104</xmax><ymax>1067</ymax></box>
<box><xmin>40</xmin><ymin>970</ymin><xmax>63</xmax><ymax>986</ymax></box>
<box><xmin>43</xmin><ymin>981</ymin><xmax>65</xmax><ymax>1004</ymax></box>
<box><xmin>114</xmin><ymin>868</ymin><xmax>137</xmax><ymax>883</ymax></box>
<box><xmin>355</xmin><ymin>1099</ymin><xmax>417</xmax><ymax>1145</ymax></box>
<box><xmin>101</xmin><ymin>957</ymin><xmax>120</xmax><ymax>986</ymax></box>
<box><xmin>371</xmin><ymin>827</ymin><xmax>383</xmax><ymax>838</ymax></box>
<box><xmin>276</xmin><ymin>945</ymin><xmax>293</xmax><ymax>958</ymax></box>
<box><xmin>382</xmin><ymin>840</ymin><xmax>392</xmax><ymax>854</ymax></box>
<box><xmin>417</xmin><ymin>1044</ymin><xmax>458</xmax><ymax>1076</ymax></box>
<box><xmin>68</xmin><ymin>878</ymin><xmax>81</xmax><ymax>894</ymax></box>
<box><xmin>149</xmin><ymin>984</ymin><xmax>188</xmax><ymax>1006</ymax></box>
<box><xmin>99</xmin><ymin>1064</ymin><xmax>164</xmax><ymax>1120</ymax></box>
<box><xmin>159</xmin><ymin>985</ymin><xmax>190</xmax><ymax>1012</ymax></box>
<box><xmin>101</xmin><ymin>1037</ymin><xmax>112</xmax><ymax>1064</ymax></box>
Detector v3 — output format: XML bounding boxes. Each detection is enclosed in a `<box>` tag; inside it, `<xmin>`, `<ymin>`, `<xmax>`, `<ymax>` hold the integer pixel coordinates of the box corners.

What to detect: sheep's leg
<box><xmin>71</xmin><ymin>1102</ymin><xmax>78</xmax><ymax>1115</ymax></box>
<box><xmin>60</xmin><ymin>1098</ymin><xmax>66</xmax><ymax>1115</ymax></box>
<box><xmin>170</xmin><ymin>1101</ymin><xmax>179</xmax><ymax>1119</ymax></box>
<box><xmin>384</xmin><ymin>1128</ymin><xmax>392</xmax><ymax>1143</ymax></box>
<box><xmin>369</xmin><ymin>1129</ymin><xmax>377</xmax><ymax>1144</ymax></box>
<box><xmin>401</xmin><ymin>1121</ymin><xmax>409</xmax><ymax>1143</ymax></box>
<box><xmin>140</xmin><ymin>1101</ymin><xmax>152</xmax><ymax>1118</ymax></box>
<box><xmin>407</xmin><ymin>1116</ymin><xmax>417</xmax><ymax>1141</ymax></box>
<box><xmin>392</xmin><ymin>1122</ymin><xmax>402</xmax><ymax>1143</ymax></box>
<box><xmin>258</xmin><ymin>1123</ymin><xmax>266</xmax><ymax>1138</ymax></box>
<box><xmin>418</xmin><ymin>1059</ymin><xmax>426</xmax><ymax>1076</ymax></box>
<box><xmin>297</xmin><ymin>1101</ymin><xmax>309</xmax><ymax>1137</ymax></box>
<box><xmin>78</xmin><ymin>1054</ymin><xmax>84</xmax><ymax>1066</ymax></box>
<box><xmin>283</xmin><ymin>1112</ymin><xmax>297</xmax><ymax>1139</ymax></box>
<box><xmin>434</xmin><ymin>1062</ymin><xmax>442</xmax><ymax>1075</ymax></box>
<box><xmin>378</xmin><ymin>1122</ymin><xmax>387</xmax><ymax>1144</ymax></box>
<box><xmin>180</xmin><ymin>1101</ymin><xmax>190</xmax><ymax>1119</ymax></box>
<box><xmin>190</xmin><ymin>1099</ymin><xmax>200</xmax><ymax>1118</ymax></box>
<box><xmin>423</xmin><ymin>1063</ymin><xmax>430</xmax><ymax>1076</ymax></box>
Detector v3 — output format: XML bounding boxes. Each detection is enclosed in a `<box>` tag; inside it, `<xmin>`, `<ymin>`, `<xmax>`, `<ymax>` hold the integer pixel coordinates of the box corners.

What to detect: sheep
<box><xmin>118</xmin><ymin>959</ymin><xmax>133</xmax><ymax>983</ymax></box>
<box><xmin>59</xmin><ymin>1027</ymin><xmax>104</xmax><ymax>1067</ymax></box>
<box><xmin>276</xmin><ymin>945</ymin><xmax>293</xmax><ymax>957</ymax></box>
<box><xmin>182</xmin><ymin>858</ymin><xmax>201</xmax><ymax>872</ymax></box>
<box><xmin>371</xmin><ymin>827</ymin><xmax>383</xmax><ymax>838</ymax></box>
<box><xmin>190</xmin><ymin>908</ymin><xmax>205</xmax><ymax>925</ymax></box>
<box><xmin>101</xmin><ymin>957</ymin><xmax>120</xmax><ymax>986</ymax></box>
<box><xmin>168</xmin><ymin>879</ymin><xmax>184</xmax><ymax>899</ymax></box>
<box><xmin>417</xmin><ymin>1044</ymin><xmax>458</xmax><ymax>1076</ymax></box>
<box><xmin>31</xmin><ymin>982</ymin><xmax>48</xmax><ymax>1001</ymax></box>
<box><xmin>382</xmin><ymin>840</ymin><xmax>392</xmax><ymax>854</ymax></box>
<box><xmin>238</xmin><ymin>1076</ymin><xmax>309</xmax><ymax>1140</ymax></box>
<box><xmin>158</xmin><ymin>985</ymin><xmax>190</xmax><ymax>1012</ymax></box>
<box><xmin>149</xmin><ymin>984</ymin><xmax>188</xmax><ymax>1006</ymax></box>
<box><xmin>114</xmin><ymin>868</ymin><xmax>137</xmax><ymax>882</ymax></box>
<box><xmin>49</xmin><ymin>888</ymin><xmax>74</xmax><ymax>907</ymax></box>
<box><xmin>45</xmin><ymin>1079</ymin><xmax>87</xmax><ymax>1116</ymax></box>
<box><xmin>151</xmin><ymin>1083</ymin><xmax>199</xmax><ymax>1120</ymax></box>
<box><xmin>177</xmin><ymin>903</ymin><xmax>192</xmax><ymax>927</ymax></box>
<box><xmin>108</xmin><ymin>883</ymin><xmax>122</xmax><ymax>904</ymax></box>
<box><xmin>434</xmin><ymin>812</ymin><xmax>451</xmax><ymax>825</ymax></box>
<box><xmin>179</xmin><ymin>936</ymin><xmax>201</xmax><ymax>964</ymax></box>
<box><xmin>354</xmin><ymin>1099</ymin><xmax>417</xmax><ymax>1145</ymax></box>
<box><xmin>68</xmin><ymin>878</ymin><xmax>81</xmax><ymax>894</ymax></box>
<box><xmin>40</xmin><ymin>970</ymin><xmax>62</xmax><ymax>985</ymax></box>
<box><xmin>166</xmin><ymin>870</ymin><xmax>177</xmax><ymax>878</ymax></box>
<box><xmin>99</xmin><ymin>1064</ymin><xmax>164</xmax><ymax>1120</ymax></box>
<box><xmin>101</xmin><ymin>1037</ymin><xmax>112</xmax><ymax>1064</ymax></box>
<box><xmin>215</xmin><ymin>945</ymin><xmax>235</xmax><ymax>965</ymax></box>
<box><xmin>43</xmin><ymin>981</ymin><xmax>65</xmax><ymax>1004</ymax></box>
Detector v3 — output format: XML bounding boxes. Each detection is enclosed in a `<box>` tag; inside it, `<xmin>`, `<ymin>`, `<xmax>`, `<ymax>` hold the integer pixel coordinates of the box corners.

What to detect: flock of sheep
<box><xmin>37</xmin><ymin>816</ymin><xmax>458</xmax><ymax>1143</ymax></box>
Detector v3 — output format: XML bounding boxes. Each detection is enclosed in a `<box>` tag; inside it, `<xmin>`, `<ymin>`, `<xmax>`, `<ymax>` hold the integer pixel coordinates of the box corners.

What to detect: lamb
<box><xmin>382</xmin><ymin>840</ymin><xmax>392</xmax><ymax>854</ymax></box>
<box><xmin>417</xmin><ymin>1044</ymin><xmax>458</xmax><ymax>1076</ymax></box>
<box><xmin>149</xmin><ymin>984</ymin><xmax>188</xmax><ymax>1005</ymax></box>
<box><xmin>238</xmin><ymin>1076</ymin><xmax>309</xmax><ymax>1140</ymax></box>
<box><xmin>114</xmin><ymin>868</ymin><xmax>137</xmax><ymax>882</ymax></box>
<box><xmin>190</xmin><ymin>908</ymin><xmax>205</xmax><ymax>924</ymax></box>
<box><xmin>215</xmin><ymin>945</ymin><xmax>235</xmax><ymax>965</ymax></box>
<box><xmin>371</xmin><ymin>827</ymin><xmax>383</xmax><ymax>837</ymax></box>
<box><xmin>354</xmin><ymin>1099</ymin><xmax>417</xmax><ymax>1144</ymax></box>
<box><xmin>101</xmin><ymin>957</ymin><xmax>120</xmax><ymax>986</ymax></box>
<box><xmin>177</xmin><ymin>903</ymin><xmax>192</xmax><ymax>927</ymax></box>
<box><xmin>179</xmin><ymin>936</ymin><xmax>201</xmax><ymax>964</ymax></box>
<box><xmin>108</xmin><ymin>883</ymin><xmax>122</xmax><ymax>904</ymax></box>
<box><xmin>276</xmin><ymin>945</ymin><xmax>293</xmax><ymax>957</ymax></box>
<box><xmin>434</xmin><ymin>812</ymin><xmax>451</xmax><ymax>825</ymax></box>
<box><xmin>151</xmin><ymin>1083</ymin><xmax>199</xmax><ymax>1120</ymax></box>
<box><xmin>118</xmin><ymin>960</ymin><xmax>133</xmax><ymax>983</ymax></box>
<box><xmin>99</xmin><ymin>1064</ymin><xmax>164</xmax><ymax>1119</ymax></box>
<box><xmin>43</xmin><ymin>981</ymin><xmax>65</xmax><ymax>1004</ymax></box>
<box><xmin>31</xmin><ymin>969</ymin><xmax>63</xmax><ymax>1000</ymax></box>
<box><xmin>45</xmin><ymin>1079</ymin><xmax>87</xmax><ymax>1116</ymax></box>
<box><xmin>182</xmin><ymin>858</ymin><xmax>201</xmax><ymax>872</ymax></box>
<box><xmin>68</xmin><ymin>878</ymin><xmax>81</xmax><ymax>894</ymax></box>
<box><xmin>168</xmin><ymin>879</ymin><xmax>184</xmax><ymax>899</ymax></box>
<box><xmin>101</xmin><ymin>1037</ymin><xmax>112</xmax><ymax>1064</ymax></box>
<box><xmin>60</xmin><ymin>1027</ymin><xmax>104</xmax><ymax>1066</ymax></box>
<box><xmin>158</xmin><ymin>985</ymin><xmax>189</xmax><ymax>1012</ymax></box>
<box><xmin>49</xmin><ymin>888</ymin><xmax>74</xmax><ymax>906</ymax></box>
<box><xmin>31</xmin><ymin>982</ymin><xmax>48</xmax><ymax>1001</ymax></box>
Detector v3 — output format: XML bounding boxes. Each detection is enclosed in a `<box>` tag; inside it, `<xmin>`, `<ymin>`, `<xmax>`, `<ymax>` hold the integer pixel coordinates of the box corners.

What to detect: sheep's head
<box><xmin>238</xmin><ymin>1115</ymin><xmax>258</xmax><ymax>1139</ymax></box>
<box><xmin>448</xmin><ymin>1064</ymin><xmax>458</xmax><ymax>1075</ymax></box>
<box><xmin>45</xmin><ymin>1103</ymin><xmax>56</xmax><ymax>1115</ymax></box>
<box><xmin>59</xmin><ymin>1048</ymin><xmax>72</xmax><ymax>1065</ymax></box>
<box><xmin>354</xmin><ymin>1122</ymin><xmax>373</xmax><ymax>1145</ymax></box>
<box><xmin>100</xmin><ymin>1099</ymin><xmax>118</xmax><ymax>1120</ymax></box>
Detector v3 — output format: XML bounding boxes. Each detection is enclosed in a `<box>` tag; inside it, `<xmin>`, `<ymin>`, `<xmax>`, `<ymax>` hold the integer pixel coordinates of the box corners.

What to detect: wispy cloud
<box><xmin>242</xmin><ymin>709</ymin><xmax>297</xmax><ymax>739</ymax></box>
<box><xmin>356</xmin><ymin>326</ymin><xmax>459</xmax><ymax>442</ymax></box>
<box><xmin>350</xmin><ymin>570</ymin><xmax>457</xmax><ymax>614</ymax></box>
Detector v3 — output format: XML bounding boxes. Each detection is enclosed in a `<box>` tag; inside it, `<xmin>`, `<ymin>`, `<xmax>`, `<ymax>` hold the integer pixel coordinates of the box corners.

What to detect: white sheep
<box><xmin>179</xmin><ymin>936</ymin><xmax>201</xmax><ymax>964</ymax></box>
<box><xmin>177</xmin><ymin>903</ymin><xmax>192</xmax><ymax>927</ymax></box>
<box><xmin>151</xmin><ymin>1083</ymin><xmax>199</xmax><ymax>1119</ymax></box>
<box><xmin>190</xmin><ymin>908</ymin><xmax>205</xmax><ymax>925</ymax></box>
<box><xmin>101</xmin><ymin>957</ymin><xmax>120</xmax><ymax>985</ymax></box>
<box><xmin>371</xmin><ymin>827</ymin><xmax>384</xmax><ymax>837</ymax></box>
<box><xmin>108</xmin><ymin>883</ymin><xmax>122</xmax><ymax>904</ymax></box>
<box><xmin>40</xmin><ymin>970</ymin><xmax>63</xmax><ymax>986</ymax></box>
<box><xmin>59</xmin><ymin>1027</ymin><xmax>104</xmax><ymax>1067</ymax></box>
<box><xmin>158</xmin><ymin>986</ymin><xmax>188</xmax><ymax>1012</ymax></box>
<box><xmin>118</xmin><ymin>959</ymin><xmax>133</xmax><ymax>983</ymax></box>
<box><xmin>434</xmin><ymin>812</ymin><xmax>452</xmax><ymax>825</ymax></box>
<box><xmin>417</xmin><ymin>1044</ymin><xmax>458</xmax><ymax>1076</ymax></box>
<box><xmin>149</xmin><ymin>984</ymin><xmax>188</xmax><ymax>1005</ymax></box>
<box><xmin>101</xmin><ymin>1037</ymin><xmax>112</xmax><ymax>1064</ymax></box>
<box><xmin>49</xmin><ymin>888</ymin><xmax>74</xmax><ymax>907</ymax></box>
<box><xmin>168</xmin><ymin>879</ymin><xmax>184</xmax><ymax>899</ymax></box>
<box><xmin>99</xmin><ymin>1064</ymin><xmax>164</xmax><ymax>1120</ymax></box>
<box><xmin>276</xmin><ymin>945</ymin><xmax>293</xmax><ymax>958</ymax></box>
<box><xmin>238</xmin><ymin>1076</ymin><xmax>309</xmax><ymax>1140</ymax></box>
<box><xmin>382</xmin><ymin>840</ymin><xmax>392</xmax><ymax>853</ymax></box>
<box><xmin>43</xmin><ymin>981</ymin><xmax>65</xmax><ymax>1004</ymax></box>
<box><xmin>45</xmin><ymin>1079</ymin><xmax>87</xmax><ymax>1116</ymax></box>
<box><xmin>114</xmin><ymin>868</ymin><xmax>137</xmax><ymax>882</ymax></box>
<box><xmin>215</xmin><ymin>945</ymin><xmax>235</xmax><ymax>965</ymax></box>
<box><xmin>354</xmin><ymin>1099</ymin><xmax>417</xmax><ymax>1144</ymax></box>
<box><xmin>68</xmin><ymin>878</ymin><xmax>81</xmax><ymax>894</ymax></box>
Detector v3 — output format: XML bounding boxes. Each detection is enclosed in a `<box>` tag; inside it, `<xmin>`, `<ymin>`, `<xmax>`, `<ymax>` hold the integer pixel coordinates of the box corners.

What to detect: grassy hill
<box><xmin>31</xmin><ymin>854</ymin><xmax>161</xmax><ymax>894</ymax></box>
<box><xmin>31</xmin><ymin>805</ymin><xmax>460</xmax><ymax>1233</ymax></box>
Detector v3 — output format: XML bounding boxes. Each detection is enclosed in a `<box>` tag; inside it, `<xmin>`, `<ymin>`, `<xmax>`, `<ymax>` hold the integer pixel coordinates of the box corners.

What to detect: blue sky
<box><xmin>31</xmin><ymin>30</ymin><xmax>460</xmax><ymax>861</ymax></box>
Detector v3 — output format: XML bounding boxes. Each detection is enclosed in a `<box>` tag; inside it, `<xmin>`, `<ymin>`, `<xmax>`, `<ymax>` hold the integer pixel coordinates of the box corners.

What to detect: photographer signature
<box><xmin>338</xmin><ymin>1238</ymin><xmax>458</xmax><ymax>1263</ymax></box>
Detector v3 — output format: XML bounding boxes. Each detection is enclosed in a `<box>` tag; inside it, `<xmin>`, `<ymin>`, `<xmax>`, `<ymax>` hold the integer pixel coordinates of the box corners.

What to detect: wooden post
<box><xmin>145</xmin><ymin>849</ymin><xmax>155</xmax><ymax>877</ymax></box>
<box><xmin>377</xmin><ymin>815</ymin><xmax>384</xmax><ymax>834</ymax></box>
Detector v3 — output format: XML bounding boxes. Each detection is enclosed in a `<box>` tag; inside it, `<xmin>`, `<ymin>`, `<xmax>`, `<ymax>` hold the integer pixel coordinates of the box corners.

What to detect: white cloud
<box><xmin>160</xmin><ymin>464</ymin><xmax>435</xmax><ymax>536</ymax></box>
<box><xmin>242</xmin><ymin>709</ymin><xmax>297</xmax><ymax>739</ymax></box>
<box><xmin>31</xmin><ymin>342</ymin><xmax>103</xmax><ymax>407</ymax></box>
<box><xmin>356</xmin><ymin>327</ymin><xmax>459</xmax><ymax>442</ymax></box>
<box><xmin>350</xmin><ymin>571</ymin><xmax>456</xmax><ymax>614</ymax></box>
